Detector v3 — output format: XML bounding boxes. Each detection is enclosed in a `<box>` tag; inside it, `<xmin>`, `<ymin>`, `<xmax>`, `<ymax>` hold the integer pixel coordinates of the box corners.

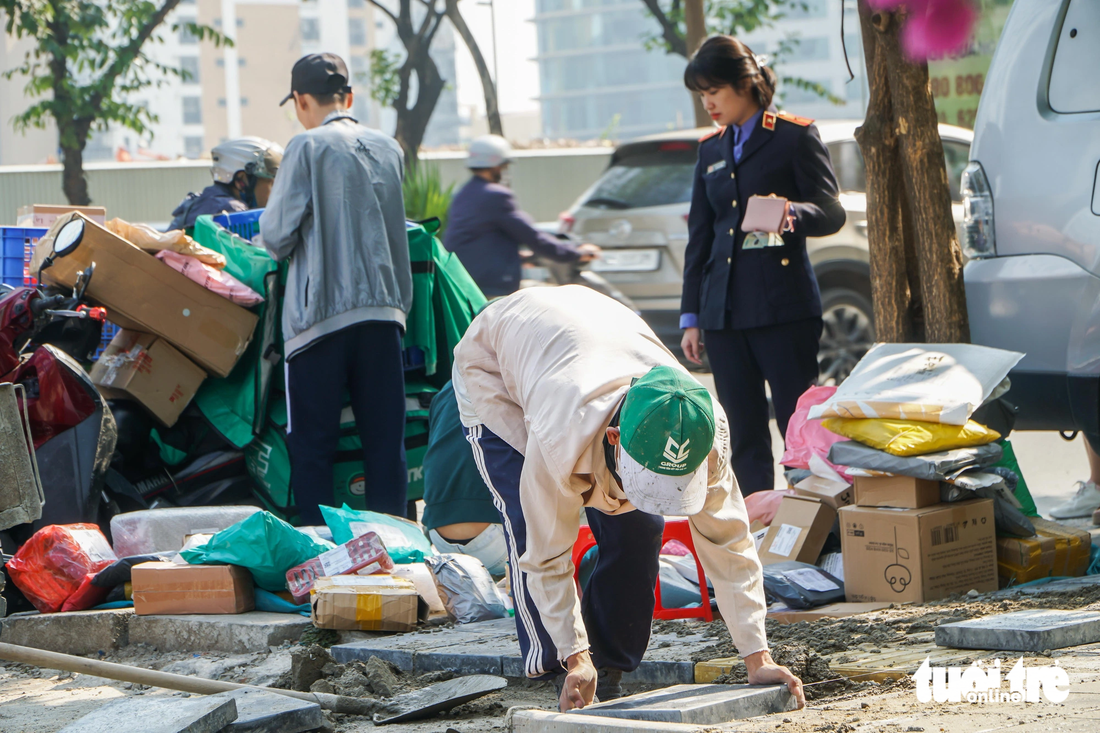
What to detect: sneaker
<box><xmin>1049</xmin><ymin>480</ymin><xmax>1100</xmax><ymax>519</ymax></box>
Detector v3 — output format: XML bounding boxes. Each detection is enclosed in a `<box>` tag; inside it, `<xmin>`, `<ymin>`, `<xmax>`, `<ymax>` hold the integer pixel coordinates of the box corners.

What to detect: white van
<box><xmin>963</xmin><ymin>0</ymin><xmax>1100</xmax><ymax>434</ymax></box>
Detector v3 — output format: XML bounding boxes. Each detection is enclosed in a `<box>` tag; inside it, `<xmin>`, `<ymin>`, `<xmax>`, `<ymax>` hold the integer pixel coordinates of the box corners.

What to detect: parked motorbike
<box><xmin>519</xmin><ymin>233</ymin><xmax>639</xmax><ymax>312</ymax></box>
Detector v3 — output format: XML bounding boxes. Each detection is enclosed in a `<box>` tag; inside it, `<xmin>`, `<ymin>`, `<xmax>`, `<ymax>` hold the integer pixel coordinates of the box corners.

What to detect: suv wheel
<box><xmin>818</xmin><ymin>288</ymin><xmax>875</xmax><ymax>386</ymax></box>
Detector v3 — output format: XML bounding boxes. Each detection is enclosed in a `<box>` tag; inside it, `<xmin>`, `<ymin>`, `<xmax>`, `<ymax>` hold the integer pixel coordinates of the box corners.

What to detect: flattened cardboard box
<box><xmin>18</xmin><ymin>204</ymin><xmax>107</xmax><ymax>227</ymax></box>
<box><xmin>90</xmin><ymin>329</ymin><xmax>206</xmax><ymax>426</ymax></box>
<box><xmin>311</xmin><ymin>575</ymin><xmax>422</xmax><ymax>632</ymax></box>
<box><xmin>853</xmin><ymin>475</ymin><xmax>940</xmax><ymax>509</ymax></box>
<box><xmin>996</xmin><ymin>517</ymin><xmax>1091</xmax><ymax>586</ymax></box>
<box><xmin>131</xmin><ymin>561</ymin><xmax>254</xmax><ymax>615</ymax></box>
<box><xmin>34</xmin><ymin>213</ymin><xmax>257</xmax><ymax>377</ymax></box>
<box><xmin>767</xmin><ymin>602</ymin><xmax>891</xmax><ymax>624</ymax></box>
<box><xmin>840</xmin><ymin>499</ymin><xmax>996</xmax><ymax>604</ymax></box>
<box><xmin>758</xmin><ymin>496</ymin><xmax>836</xmax><ymax>565</ymax></box>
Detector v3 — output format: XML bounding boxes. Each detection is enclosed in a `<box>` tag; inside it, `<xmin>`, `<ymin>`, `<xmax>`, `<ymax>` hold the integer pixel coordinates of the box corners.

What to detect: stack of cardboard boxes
<box><xmin>34</xmin><ymin>212</ymin><xmax>258</xmax><ymax>427</ymax></box>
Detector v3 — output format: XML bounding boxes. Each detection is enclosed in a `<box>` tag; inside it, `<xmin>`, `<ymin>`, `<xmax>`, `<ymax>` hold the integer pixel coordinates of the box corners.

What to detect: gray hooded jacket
<box><xmin>259</xmin><ymin>112</ymin><xmax>412</xmax><ymax>357</ymax></box>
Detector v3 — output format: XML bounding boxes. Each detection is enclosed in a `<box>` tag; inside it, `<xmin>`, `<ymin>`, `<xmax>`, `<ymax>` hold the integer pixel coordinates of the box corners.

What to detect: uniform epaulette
<box><xmin>776</xmin><ymin>111</ymin><xmax>814</xmax><ymax>127</ymax></box>
<box><xmin>699</xmin><ymin>126</ymin><xmax>724</xmax><ymax>142</ymax></box>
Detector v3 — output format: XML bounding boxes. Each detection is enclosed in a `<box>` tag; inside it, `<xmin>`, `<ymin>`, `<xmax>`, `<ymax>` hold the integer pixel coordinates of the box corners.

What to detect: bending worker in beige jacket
<box><xmin>452</xmin><ymin>285</ymin><xmax>805</xmax><ymax>712</ymax></box>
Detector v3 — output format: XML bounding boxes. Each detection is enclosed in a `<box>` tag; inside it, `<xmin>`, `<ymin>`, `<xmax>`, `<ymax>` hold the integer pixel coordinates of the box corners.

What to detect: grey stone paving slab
<box><xmin>935</xmin><ymin>609</ymin><xmax>1100</xmax><ymax>652</ymax></box>
<box><xmin>58</xmin><ymin>695</ymin><xmax>237</xmax><ymax>733</ymax></box>
<box><xmin>330</xmin><ymin>618</ymin><xmax>707</xmax><ymax>684</ymax></box>
<box><xmin>129</xmin><ymin>612</ymin><xmax>310</xmax><ymax>653</ymax></box>
<box><xmin>214</xmin><ymin>688</ymin><xmax>323</xmax><ymax>733</ymax></box>
<box><xmin>0</xmin><ymin>609</ymin><xmax>132</xmax><ymax>655</ymax></box>
<box><xmin>511</xmin><ymin>709</ymin><xmax>701</xmax><ymax>733</ymax></box>
<box><xmin>574</xmin><ymin>683</ymin><xmax>794</xmax><ymax>724</ymax></box>
<box><xmin>373</xmin><ymin>674</ymin><xmax>507</xmax><ymax>725</ymax></box>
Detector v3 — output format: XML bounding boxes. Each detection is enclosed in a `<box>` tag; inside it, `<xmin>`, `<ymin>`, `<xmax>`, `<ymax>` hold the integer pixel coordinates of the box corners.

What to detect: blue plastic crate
<box><xmin>93</xmin><ymin>321</ymin><xmax>120</xmax><ymax>360</ymax></box>
<box><xmin>213</xmin><ymin>209</ymin><xmax>263</xmax><ymax>241</ymax></box>
<box><xmin>0</xmin><ymin>226</ymin><xmax>47</xmax><ymax>288</ymax></box>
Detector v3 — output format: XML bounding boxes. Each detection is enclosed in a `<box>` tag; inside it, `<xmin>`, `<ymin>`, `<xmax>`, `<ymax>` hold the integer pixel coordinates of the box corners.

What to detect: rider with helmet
<box><xmin>444</xmin><ymin>135</ymin><xmax>600</xmax><ymax>297</ymax></box>
<box><xmin>169</xmin><ymin>136</ymin><xmax>284</xmax><ymax>231</ymax></box>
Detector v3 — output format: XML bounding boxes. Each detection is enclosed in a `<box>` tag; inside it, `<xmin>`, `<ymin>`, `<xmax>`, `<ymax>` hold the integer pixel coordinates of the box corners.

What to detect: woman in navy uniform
<box><xmin>680</xmin><ymin>36</ymin><xmax>845</xmax><ymax>496</ymax></box>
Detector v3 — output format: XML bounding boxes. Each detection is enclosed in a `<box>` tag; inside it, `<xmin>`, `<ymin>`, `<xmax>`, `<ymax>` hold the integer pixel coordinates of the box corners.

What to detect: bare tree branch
<box><xmin>366</xmin><ymin>0</ymin><xmax>399</xmax><ymax>27</ymax></box>
<box><xmin>640</xmin><ymin>0</ymin><xmax>688</xmax><ymax>57</ymax></box>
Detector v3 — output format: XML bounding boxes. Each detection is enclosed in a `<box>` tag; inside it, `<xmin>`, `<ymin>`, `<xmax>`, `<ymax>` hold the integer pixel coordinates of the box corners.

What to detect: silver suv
<box><xmin>555</xmin><ymin>121</ymin><xmax>973</xmax><ymax>382</ymax></box>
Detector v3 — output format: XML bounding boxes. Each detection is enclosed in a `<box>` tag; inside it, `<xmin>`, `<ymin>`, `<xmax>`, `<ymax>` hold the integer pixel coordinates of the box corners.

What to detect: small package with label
<box><xmin>286</xmin><ymin>531</ymin><xmax>395</xmax><ymax>603</ymax></box>
<box><xmin>310</xmin><ymin>575</ymin><xmax>422</xmax><ymax>631</ymax></box>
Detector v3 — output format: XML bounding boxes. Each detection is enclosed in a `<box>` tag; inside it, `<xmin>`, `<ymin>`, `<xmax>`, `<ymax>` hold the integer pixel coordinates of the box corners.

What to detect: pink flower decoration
<box><xmin>902</xmin><ymin>0</ymin><xmax>977</xmax><ymax>60</ymax></box>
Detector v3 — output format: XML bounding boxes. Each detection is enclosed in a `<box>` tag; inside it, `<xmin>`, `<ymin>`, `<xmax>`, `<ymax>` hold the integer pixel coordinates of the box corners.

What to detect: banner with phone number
<box><xmin>927</xmin><ymin>0</ymin><xmax>1014</xmax><ymax>130</ymax></box>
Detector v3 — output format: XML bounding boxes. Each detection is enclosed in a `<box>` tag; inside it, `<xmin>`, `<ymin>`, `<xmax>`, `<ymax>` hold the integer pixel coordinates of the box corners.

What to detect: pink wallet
<box><xmin>741</xmin><ymin>195</ymin><xmax>791</xmax><ymax>234</ymax></box>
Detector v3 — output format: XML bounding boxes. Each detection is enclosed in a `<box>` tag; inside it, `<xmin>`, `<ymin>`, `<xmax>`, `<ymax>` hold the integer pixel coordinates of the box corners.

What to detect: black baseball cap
<box><xmin>279</xmin><ymin>53</ymin><xmax>352</xmax><ymax>106</ymax></box>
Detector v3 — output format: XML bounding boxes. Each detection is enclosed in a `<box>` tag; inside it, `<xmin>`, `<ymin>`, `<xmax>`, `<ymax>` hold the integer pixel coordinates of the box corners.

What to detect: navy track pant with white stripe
<box><xmin>465</xmin><ymin>423</ymin><xmax>664</xmax><ymax>679</ymax></box>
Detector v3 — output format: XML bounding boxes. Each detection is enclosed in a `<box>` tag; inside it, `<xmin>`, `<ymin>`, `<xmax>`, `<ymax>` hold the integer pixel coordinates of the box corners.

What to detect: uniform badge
<box><xmin>762</xmin><ymin>111</ymin><xmax>777</xmax><ymax>131</ymax></box>
<box><xmin>706</xmin><ymin>159</ymin><xmax>727</xmax><ymax>175</ymax></box>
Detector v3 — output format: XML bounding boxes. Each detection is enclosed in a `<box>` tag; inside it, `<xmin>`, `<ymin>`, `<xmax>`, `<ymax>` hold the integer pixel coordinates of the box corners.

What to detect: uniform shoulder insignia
<box><xmin>698</xmin><ymin>126</ymin><xmax>724</xmax><ymax>142</ymax></box>
<box><xmin>776</xmin><ymin>111</ymin><xmax>814</xmax><ymax>127</ymax></box>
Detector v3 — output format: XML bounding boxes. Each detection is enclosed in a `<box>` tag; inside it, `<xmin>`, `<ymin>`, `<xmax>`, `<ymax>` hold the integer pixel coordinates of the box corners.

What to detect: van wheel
<box><xmin>818</xmin><ymin>288</ymin><xmax>875</xmax><ymax>386</ymax></box>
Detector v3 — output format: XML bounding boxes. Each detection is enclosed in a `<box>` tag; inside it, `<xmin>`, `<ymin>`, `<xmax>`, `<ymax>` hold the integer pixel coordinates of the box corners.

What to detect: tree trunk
<box><xmin>683</xmin><ymin>0</ymin><xmax>710</xmax><ymax>128</ymax></box>
<box><xmin>394</xmin><ymin>56</ymin><xmax>446</xmax><ymax>170</ymax></box>
<box><xmin>854</xmin><ymin>1</ymin><xmax>969</xmax><ymax>344</ymax></box>
<box><xmin>58</xmin><ymin>117</ymin><xmax>92</xmax><ymax>206</ymax></box>
<box><xmin>446</xmin><ymin>1</ymin><xmax>502</xmax><ymax>136</ymax></box>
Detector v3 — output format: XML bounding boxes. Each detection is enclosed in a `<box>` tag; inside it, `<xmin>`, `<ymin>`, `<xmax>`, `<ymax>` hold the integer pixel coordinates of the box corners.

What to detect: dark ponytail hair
<box><xmin>684</xmin><ymin>36</ymin><xmax>777</xmax><ymax>110</ymax></box>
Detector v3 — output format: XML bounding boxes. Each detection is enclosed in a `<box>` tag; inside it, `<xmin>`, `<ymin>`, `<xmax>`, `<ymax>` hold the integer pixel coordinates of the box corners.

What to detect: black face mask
<box><xmin>603</xmin><ymin>402</ymin><xmax>624</xmax><ymax>486</ymax></box>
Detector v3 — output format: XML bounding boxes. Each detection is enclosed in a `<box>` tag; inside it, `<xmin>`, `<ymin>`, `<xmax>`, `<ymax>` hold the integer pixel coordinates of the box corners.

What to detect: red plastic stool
<box><xmin>570</xmin><ymin>519</ymin><xmax>713</xmax><ymax>622</ymax></box>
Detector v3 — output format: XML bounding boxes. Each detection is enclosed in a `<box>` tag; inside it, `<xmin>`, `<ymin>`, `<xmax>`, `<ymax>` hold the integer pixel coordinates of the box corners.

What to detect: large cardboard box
<box><xmin>840</xmin><ymin>499</ymin><xmax>997</xmax><ymax>603</ymax></box>
<box><xmin>794</xmin><ymin>476</ymin><xmax>854</xmax><ymax>511</ymax></box>
<box><xmin>90</xmin><ymin>330</ymin><xmax>206</xmax><ymax>426</ymax></box>
<box><xmin>34</xmin><ymin>213</ymin><xmax>257</xmax><ymax>377</ymax></box>
<box><xmin>758</xmin><ymin>496</ymin><xmax>837</xmax><ymax>565</ymax></box>
<box><xmin>18</xmin><ymin>204</ymin><xmax>106</xmax><ymax>227</ymax></box>
<box><xmin>310</xmin><ymin>575</ymin><xmax>421</xmax><ymax>632</ymax></box>
<box><xmin>853</xmin><ymin>475</ymin><xmax>940</xmax><ymax>509</ymax></box>
<box><xmin>131</xmin><ymin>562</ymin><xmax>254</xmax><ymax>615</ymax></box>
<box><xmin>996</xmin><ymin>518</ymin><xmax>1091</xmax><ymax>587</ymax></box>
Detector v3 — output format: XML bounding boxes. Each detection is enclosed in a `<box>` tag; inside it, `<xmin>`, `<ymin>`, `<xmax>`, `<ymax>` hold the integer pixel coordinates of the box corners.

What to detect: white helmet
<box><xmin>467</xmin><ymin>135</ymin><xmax>513</xmax><ymax>169</ymax></box>
<box><xmin>211</xmin><ymin>136</ymin><xmax>284</xmax><ymax>183</ymax></box>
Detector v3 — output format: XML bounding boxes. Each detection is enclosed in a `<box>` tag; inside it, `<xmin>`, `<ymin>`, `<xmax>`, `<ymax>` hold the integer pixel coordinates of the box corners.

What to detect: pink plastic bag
<box><xmin>744</xmin><ymin>489</ymin><xmax>795</xmax><ymax>527</ymax></box>
<box><xmin>155</xmin><ymin>250</ymin><xmax>264</xmax><ymax>307</ymax></box>
<box><xmin>780</xmin><ymin>385</ymin><xmax>850</xmax><ymax>479</ymax></box>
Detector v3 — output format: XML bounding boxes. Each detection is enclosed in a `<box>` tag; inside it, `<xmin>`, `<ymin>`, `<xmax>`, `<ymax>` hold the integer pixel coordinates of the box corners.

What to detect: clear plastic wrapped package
<box><xmin>110</xmin><ymin>505</ymin><xmax>262</xmax><ymax>557</ymax></box>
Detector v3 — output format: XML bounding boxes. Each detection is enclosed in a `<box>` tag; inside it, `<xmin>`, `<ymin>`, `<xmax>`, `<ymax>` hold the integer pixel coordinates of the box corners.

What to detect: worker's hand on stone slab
<box><xmin>745</xmin><ymin>649</ymin><xmax>805</xmax><ymax>709</ymax></box>
<box><xmin>559</xmin><ymin>649</ymin><xmax>598</xmax><ymax>712</ymax></box>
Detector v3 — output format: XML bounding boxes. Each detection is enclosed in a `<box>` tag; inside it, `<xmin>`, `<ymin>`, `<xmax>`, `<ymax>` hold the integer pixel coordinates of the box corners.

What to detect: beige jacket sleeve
<box><xmin>689</xmin><ymin>412</ymin><xmax>770</xmax><ymax>658</ymax></box>
<box><xmin>518</xmin><ymin>433</ymin><xmax>591</xmax><ymax>667</ymax></box>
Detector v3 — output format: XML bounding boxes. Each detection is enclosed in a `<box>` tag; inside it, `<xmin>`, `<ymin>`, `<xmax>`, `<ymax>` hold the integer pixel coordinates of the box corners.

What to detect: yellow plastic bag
<box><xmin>820</xmin><ymin>417</ymin><xmax>1000</xmax><ymax>457</ymax></box>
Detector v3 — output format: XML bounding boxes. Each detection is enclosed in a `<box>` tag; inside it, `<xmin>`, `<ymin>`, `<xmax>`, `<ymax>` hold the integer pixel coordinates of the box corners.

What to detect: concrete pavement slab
<box><xmin>57</xmin><ymin>694</ymin><xmax>237</xmax><ymax>733</ymax></box>
<box><xmin>936</xmin><ymin>609</ymin><xmax>1100</xmax><ymax>652</ymax></box>
<box><xmin>0</xmin><ymin>609</ymin><xmax>132</xmax><ymax>655</ymax></box>
<box><xmin>214</xmin><ymin>688</ymin><xmax>323</xmax><ymax>732</ymax></box>
<box><xmin>372</xmin><ymin>674</ymin><xmax>508</xmax><ymax>724</ymax></box>
<box><xmin>129</xmin><ymin>612</ymin><xmax>309</xmax><ymax>653</ymax></box>
<box><xmin>573</xmin><ymin>683</ymin><xmax>794</xmax><ymax>724</ymax></box>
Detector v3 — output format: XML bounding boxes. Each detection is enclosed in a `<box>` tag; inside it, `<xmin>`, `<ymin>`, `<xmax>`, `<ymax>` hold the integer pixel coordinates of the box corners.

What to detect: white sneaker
<box><xmin>1049</xmin><ymin>480</ymin><xmax>1100</xmax><ymax>519</ymax></box>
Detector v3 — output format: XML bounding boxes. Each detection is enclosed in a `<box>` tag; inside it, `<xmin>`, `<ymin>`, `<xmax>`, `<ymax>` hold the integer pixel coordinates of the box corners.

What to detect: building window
<box><xmin>217</xmin><ymin>98</ymin><xmax>227</xmax><ymax>107</ymax></box>
<box><xmin>216</xmin><ymin>58</ymin><xmax>224</xmax><ymax>67</ymax></box>
<box><xmin>301</xmin><ymin>18</ymin><xmax>320</xmax><ymax>43</ymax></box>
<box><xmin>184</xmin><ymin>136</ymin><xmax>204</xmax><ymax>158</ymax></box>
<box><xmin>240</xmin><ymin>97</ymin><xmax>249</xmax><ymax>106</ymax></box>
<box><xmin>349</xmin><ymin>18</ymin><xmax>367</xmax><ymax>47</ymax></box>
<box><xmin>238</xmin><ymin>57</ymin><xmax>246</xmax><ymax>67</ymax></box>
<box><xmin>351</xmin><ymin>55</ymin><xmax>369</xmax><ymax>86</ymax></box>
<box><xmin>348</xmin><ymin>0</ymin><xmax>364</xmax><ymax>7</ymax></box>
<box><xmin>179</xmin><ymin>18</ymin><xmax>198</xmax><ymax>44</ymax></box>
<box><xmin>182</xmin><ymin>96</ymin><xmax>202</xmax><ymax>124</ymax></box>
<box><xmin>787</xmin><ymin>0</ymin><xmax>828</xmax><ymax>19</ymax></box>
<box><xmin>179</xmin><ymin>56</ymin><xmax>200</xmax><ymax>84</ymax></box>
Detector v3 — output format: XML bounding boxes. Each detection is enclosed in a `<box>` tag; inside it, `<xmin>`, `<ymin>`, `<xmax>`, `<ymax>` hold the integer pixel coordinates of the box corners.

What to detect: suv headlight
<box><xmin>961</xmin><ymin>161</ymin><xmax>996</xmax><ymax>259</ymax></box>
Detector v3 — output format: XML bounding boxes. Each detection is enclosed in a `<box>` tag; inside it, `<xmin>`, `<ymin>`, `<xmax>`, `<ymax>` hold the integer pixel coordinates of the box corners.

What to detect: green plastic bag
<box><xmin>180</xmin><ymin>511</ymin><xmax>334</xmax><ymax>591</ymax></box>
<box><xmin>320</xmin><ymin>504</ymin><xmax>433</xmax><ymax>564</ymax></box>
<box><xmin>993</xmin><ymin>439</ymin><xmax>1040</xmax><ymax>518</ymax></box>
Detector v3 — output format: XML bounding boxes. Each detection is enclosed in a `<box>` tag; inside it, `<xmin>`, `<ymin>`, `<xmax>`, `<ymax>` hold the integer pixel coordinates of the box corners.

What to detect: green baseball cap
<box><xmin>617</xmin><ymin>366</ymin><xmax>716</xmax><ymax>516</ymax></box>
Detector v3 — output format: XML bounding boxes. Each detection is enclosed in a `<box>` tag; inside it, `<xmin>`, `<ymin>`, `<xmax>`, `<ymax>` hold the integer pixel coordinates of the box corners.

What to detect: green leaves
<box><xmin>403</xmin><ymin>162</ymin><xmax>456</xmax><ymax>236</ymax></box>
<box><xmin>369</xmin><ymin>48</ymin><xmax>402</xmax><ymax>107</ymax></box>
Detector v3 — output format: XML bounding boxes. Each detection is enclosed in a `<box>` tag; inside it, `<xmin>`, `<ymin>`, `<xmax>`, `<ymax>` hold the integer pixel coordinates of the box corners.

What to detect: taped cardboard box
<box><xmin>758</xmin><ymin>496</ymin><xmax>836</xmax><ymax>565</ymax></box>
<box><xmin>18</xmin><ymin>204</ymin><xmax>106</xmax><ymax>227</ymax></box>
<box><xmin>90</xmin><ymin>330</ymin><xmax>206</xmax><ymax>427</ymax></box>
<box><xmin>33</xmin><ymin>213</ymin><xmax>257</xmax><ymax>377</ymax></box>
<box><xmin>840</xmin><ymin>499</ymin><xmax>996</xmax><ymax>603</ymax></box>
<box><xmin>131</xmin><ymin>561</ymin><xmax>254</xmax><ymax>615</ymax></box>
<box><xmin>311</xmin><ymin>575</ymin><xmax>422</xmax><ymax>632</ymax></box>
<box><xmin>794</xmin><ymin>476</ymin><xmax>854</xmax><ymax>511</ymax></box>
<box><xmin>853</xmin><ymin>475</ymin><xmax>940</xmax><ymax>509</ymax></box>
<box><xmin>996</xmin><ymin>518</ymin><xmax>1091</xmax><ymax>587</ymax></box>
